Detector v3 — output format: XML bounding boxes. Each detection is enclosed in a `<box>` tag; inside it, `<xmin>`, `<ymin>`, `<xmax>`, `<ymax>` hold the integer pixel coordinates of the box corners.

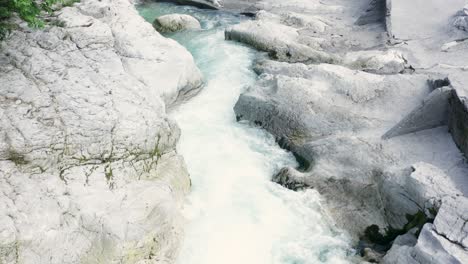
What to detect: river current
<box><xmin>137</xmin><ymin>3</ymin><xmax>356</xmax><ymax>263</ymax></box>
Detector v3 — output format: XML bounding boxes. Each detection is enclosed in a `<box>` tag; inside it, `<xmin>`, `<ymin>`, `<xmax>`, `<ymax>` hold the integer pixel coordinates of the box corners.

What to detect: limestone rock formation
<box><xmin>0</xmin><ymin>0</ymin><xmax>202</xmax><ymax>263</ymax></box>
<box><xmin>153</xmin><ymin>14</ymin><xmax>202</xmax><ymax>33</ymax></box>
<box><xmin>231</xmin><ymin>0</ymin><xmax>468</xmax><ymax>261</ymax></box>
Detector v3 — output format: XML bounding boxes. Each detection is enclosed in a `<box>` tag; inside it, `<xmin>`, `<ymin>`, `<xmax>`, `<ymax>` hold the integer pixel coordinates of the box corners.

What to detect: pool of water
<box><xmin>137</xmin><ymin>2</ymin><xmax>357</xmax><ymax>263</ymax></box>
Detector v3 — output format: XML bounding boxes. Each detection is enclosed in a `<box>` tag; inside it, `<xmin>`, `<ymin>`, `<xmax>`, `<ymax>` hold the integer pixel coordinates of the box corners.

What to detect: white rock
<box><xmin>413</xmin><ymin>223</ymin><xmax>467</xmax><ymax>263</ymax></box>
<box><xmin>453</xmin><ymin>5</ymin><xmax>468</xmax><ymax>31</ymax></box>
<box><xmin>344</xmin><ymin>50</ymin><xmax>407</xmax><ymax>74</ymax></box>
<box><xmin>0</xmin><ymin>0</ymin><xmax>201</xmax><ymax>262</ymax></box>
<box><xmin>433</xmin><ymin>196</ymin><xmax>468</xmax><ymax>248</ymax></box>
<box><xmin>225</xmin><ymin>19</ymin><xmax>340</xmax><ymax>64</ymax></box>
<box><xmin>153</xmin><ymin>14</ymin><xmax>202</xmax><ymax>33</ymax></box>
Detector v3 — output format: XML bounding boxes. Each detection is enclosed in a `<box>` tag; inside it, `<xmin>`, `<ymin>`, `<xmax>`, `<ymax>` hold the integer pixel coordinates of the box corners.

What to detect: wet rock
<box><xmin>153</xmin><ymin>14</ymin><xmax>202</xmax><ymax>33</ymax></box>
<box><xmin>270</xmin><ymin>136</ymin><xmax>390</xmax><ymax>237</ymax></box>
<box><xmin>272</xmin><ymin>167</ymin><xmax>308</xmax><ymax>191</ymax></box>
<box><xmin>362</xmin><ymin>247</ymin><xmax>384</xmax><ymax>263</ymax></box>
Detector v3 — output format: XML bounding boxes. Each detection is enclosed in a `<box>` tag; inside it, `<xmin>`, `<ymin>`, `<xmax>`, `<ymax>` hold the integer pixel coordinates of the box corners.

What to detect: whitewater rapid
<box><xmin>137</xmin><ymin>3</ymin><xmax>357</xmax><ymax>263</ymax></box>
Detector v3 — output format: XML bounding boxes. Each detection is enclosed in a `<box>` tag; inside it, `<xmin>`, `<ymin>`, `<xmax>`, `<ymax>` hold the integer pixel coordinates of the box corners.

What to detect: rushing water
<box><xmin>137</xmin><ymin>3</ymin><xmax>357</xmax><ymax>264</ymax></box>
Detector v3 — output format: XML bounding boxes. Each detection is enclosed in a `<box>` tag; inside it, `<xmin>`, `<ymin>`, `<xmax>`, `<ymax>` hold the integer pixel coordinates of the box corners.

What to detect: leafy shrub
<box><xmin>0</xmin><ymin>0</ymin><xmax>79</xmax><ymax>40</ymax></box>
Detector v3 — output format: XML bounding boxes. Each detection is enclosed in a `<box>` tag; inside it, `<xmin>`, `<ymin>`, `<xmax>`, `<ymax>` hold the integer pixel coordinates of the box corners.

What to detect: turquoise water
<box><xmin>137</xmin><ymin>3</ymin><xmax>357</xmax><ymax>264</ymax></box>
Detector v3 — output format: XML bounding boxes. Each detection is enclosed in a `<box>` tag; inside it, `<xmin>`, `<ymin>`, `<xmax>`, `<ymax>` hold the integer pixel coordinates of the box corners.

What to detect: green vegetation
<box><xmin>0</xmin><ymin>0</ymin><xmax>79</xmax><ymax>40</ymax></box>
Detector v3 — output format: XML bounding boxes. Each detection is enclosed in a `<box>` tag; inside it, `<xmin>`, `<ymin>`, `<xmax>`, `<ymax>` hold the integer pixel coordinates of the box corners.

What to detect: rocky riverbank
<box><xmin>181</xmin><ymin>0</ymin><xmax>468</xmax><ymax>262</ymax></box>
<box><xmin>0</xmin><ymin>0</ymin><xmax>202</xmax><ymax>263</ymax></box>
<box><xmin>1</xmin><ymin>0</ymin><xmax>467</xmax><ymax>263</ymax></box>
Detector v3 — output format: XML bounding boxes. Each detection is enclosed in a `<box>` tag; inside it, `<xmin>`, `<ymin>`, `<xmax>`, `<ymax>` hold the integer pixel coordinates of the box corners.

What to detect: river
<box><xmin>137</xmin><ymin>3</ymin><xmax>356</xmax><ymax>263</ymax></box>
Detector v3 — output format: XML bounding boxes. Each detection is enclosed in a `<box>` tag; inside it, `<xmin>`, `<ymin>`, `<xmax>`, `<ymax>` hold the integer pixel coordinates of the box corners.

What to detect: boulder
<box><xmin>453</xmin><ymin>5</ymin><xmax>468</xmax><ymax>31</ymax></box>
<box><xmin>153</xmin><ymin>14</ymin><xmax>202</xmax><ymax>33</ymax></box>
<box><xmin>344</xmin><ymin>49</ymin><xmax>407</xmax><ymax>74</ymax></box>
<box><xmin>225</xmin><ymin>19</ymin><xmax>339</xmax><ymax>64</ymax></box>
<box><xmin>272</xmin><ymin>136</ymin><xmax>390</xmax><ymax>237</ymax></box>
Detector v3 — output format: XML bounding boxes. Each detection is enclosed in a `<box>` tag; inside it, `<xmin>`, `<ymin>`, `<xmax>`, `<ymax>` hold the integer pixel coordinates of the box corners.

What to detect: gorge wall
<box><xmin>0</xmin><ymin>0</ymin><xmax>202</xmax><ymax>263</ymax></box>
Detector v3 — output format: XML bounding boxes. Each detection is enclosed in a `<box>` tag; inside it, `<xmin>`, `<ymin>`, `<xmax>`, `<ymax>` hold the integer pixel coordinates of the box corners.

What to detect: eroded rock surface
<box><xmin>0</xmin><ymin>0</ymin><xmax>202</xmax><ymax>263</ymax></box>
<box><xmin>230</xmin><ymin>0</ymin><xmax>468</xmax><ymax>262</ymax></box>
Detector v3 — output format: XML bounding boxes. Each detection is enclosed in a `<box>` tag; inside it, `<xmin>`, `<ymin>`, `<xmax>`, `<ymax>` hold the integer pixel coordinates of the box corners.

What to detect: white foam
<box><xmin>169</xmin><ymin>23</ymin><xmax>355</xmax><ymax>264</ymax></box>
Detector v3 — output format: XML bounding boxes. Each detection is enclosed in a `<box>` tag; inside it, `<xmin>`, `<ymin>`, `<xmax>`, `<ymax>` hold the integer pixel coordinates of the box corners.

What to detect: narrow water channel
<box><xmin>137</xmin><ymin>3</ymin><xmax>357</xmax><ymax>263</ymax></box>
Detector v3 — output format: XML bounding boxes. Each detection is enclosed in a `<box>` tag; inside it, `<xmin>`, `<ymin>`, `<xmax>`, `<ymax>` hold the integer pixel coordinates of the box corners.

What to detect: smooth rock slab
<box><xmin>433</xmin><ymin>196</ymin><xmax>468</xmax><ymax>249</ymax></box>
<box><xmin>453</xmin><ymin>5</ymin><xmax>468</xmax><ymax>31</ymax></box>
<box><xmin>235</xmin><ymin>60</ymin><xmax>430</xmax><ymax>145</ymax></box>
